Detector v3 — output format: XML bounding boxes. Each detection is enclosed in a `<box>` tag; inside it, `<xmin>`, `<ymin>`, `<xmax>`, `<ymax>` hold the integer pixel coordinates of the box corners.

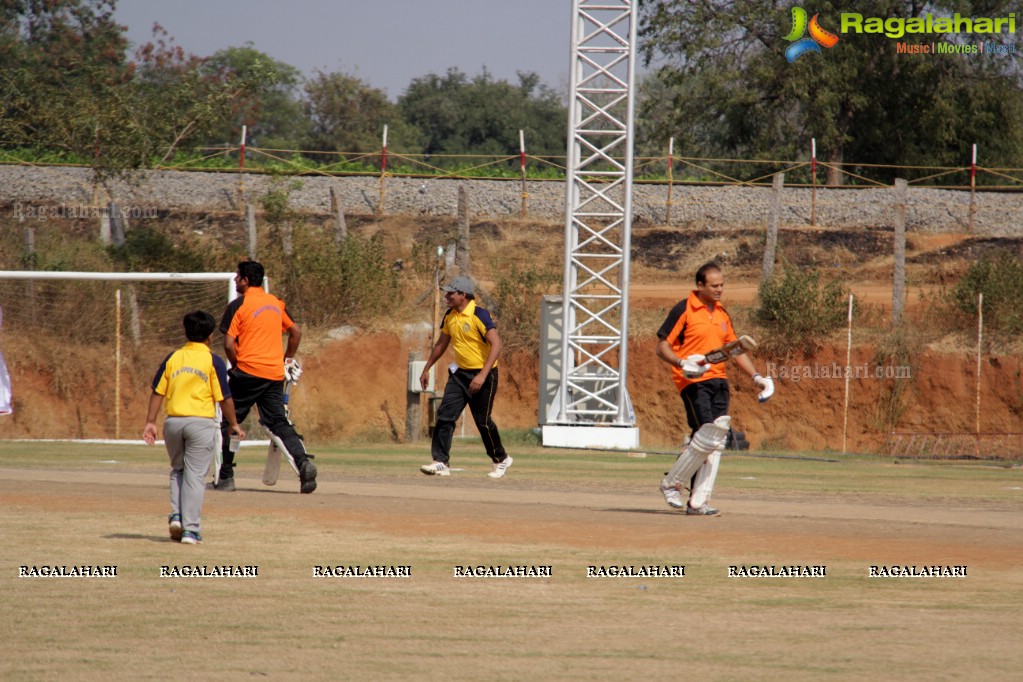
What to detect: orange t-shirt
<box><xmin>657</xmin><ymin>291</ymin><xmax>737</xmax><ymax>392</ymax></box>
<box><xmin>219</xmin><ymin>287</ymin><xmax>295</xmax><ymax>380</ymax></box>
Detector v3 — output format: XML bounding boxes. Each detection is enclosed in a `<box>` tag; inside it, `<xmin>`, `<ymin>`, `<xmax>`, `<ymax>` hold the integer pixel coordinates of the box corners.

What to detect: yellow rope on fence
<box><xmin>818</xmin><ymin>162</ymin><xmax>889</xmax><ymax>188</ymax></box>
<box><xmin>6</xmin><ymin>144</ymin><xmax>1023</xmax><ymax>190</ymax></box>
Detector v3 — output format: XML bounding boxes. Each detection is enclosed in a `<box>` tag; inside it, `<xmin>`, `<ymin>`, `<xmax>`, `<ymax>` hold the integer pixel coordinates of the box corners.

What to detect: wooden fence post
<box><xmin>761</xmin><ymin>172</ymin><xmax>783</xmax><ymax>284</ymax></box>
<box><xmin>892</xmin><ymin>178</ymin><xmax>907</xmax><ymax>325</ymax></box>
<box><xmin>246</xmin><ymin>203</ymin><xmax>257</xmax><ymax>259</ymax></box>
<box><xmin>456</xmin><ymin>185</ymin><xmax>471</xmax><ymax>276</ymax></box>
<box><xmin>330</xmin><ymin>186</ymin><xmax>348</xmax><ymax>247</ymax></box>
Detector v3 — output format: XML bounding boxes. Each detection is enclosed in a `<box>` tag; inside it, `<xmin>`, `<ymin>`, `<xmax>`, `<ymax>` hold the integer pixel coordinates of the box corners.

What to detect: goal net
<box><xmin>0</xmin><ymin>271</ymin><xmax>236</xmax><ymax>440</ymax></box>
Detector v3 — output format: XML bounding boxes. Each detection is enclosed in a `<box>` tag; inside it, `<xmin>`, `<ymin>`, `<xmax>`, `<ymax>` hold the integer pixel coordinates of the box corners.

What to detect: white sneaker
<box><xmin>660</xmin><ymin>482</ymin><xmax>685</xmax><ymax>509</ymax></box>
<box><xmin>420</xmin><ymin>461</ymin><xmax>450</xmax><ymax>476</ymax></box>
<box><xmin>488</xmin><ymin>456</ymin><xmax>513</xmax><ymax>479</ymax></box>
<box><xmin>168</xmin><ymin>514</ymin><xmax>183</xmax><ymax>542</ymax></box>
<box><xmin>686</xmin><ymin>504</ymin><xmax>720</xmax><ymax>516</ymax></box>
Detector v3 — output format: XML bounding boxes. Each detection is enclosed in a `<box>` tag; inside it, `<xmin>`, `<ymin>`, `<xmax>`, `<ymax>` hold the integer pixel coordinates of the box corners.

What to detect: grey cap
<box><xmin>441</xmin><ymin>275</ymin><xmax>475</xmax><ymax>295</ymax></box>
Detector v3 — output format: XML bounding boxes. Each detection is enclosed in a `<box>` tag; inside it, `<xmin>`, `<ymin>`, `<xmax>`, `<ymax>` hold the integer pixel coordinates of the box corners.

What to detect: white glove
<box><xmin>680</xmin><ymin>354</ymin><xmax>709</xmax><ymax>379</ymax></box>
<box><xmin>284</xmin><ymin>358</ymin><xmax>302</xmax><ymax>384</ymax></box>
<box><xmin>753</xmin><ymin>374</ymin><xmax>774</xmax><ymax>403</ymax></box>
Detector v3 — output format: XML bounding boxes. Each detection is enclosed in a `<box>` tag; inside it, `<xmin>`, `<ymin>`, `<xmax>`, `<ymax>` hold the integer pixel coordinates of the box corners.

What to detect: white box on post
<box><xmin>408</xmin><ymin>360</ymin><xmax>434</xmax><ymax>393</ymax></box>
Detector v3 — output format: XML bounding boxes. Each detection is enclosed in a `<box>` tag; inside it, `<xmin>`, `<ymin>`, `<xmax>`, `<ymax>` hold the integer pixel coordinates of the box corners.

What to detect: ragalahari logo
<box><xmin>784</xmin><ymin>7</ymin><xmax>840</xmax><ymax>62</ymax></box>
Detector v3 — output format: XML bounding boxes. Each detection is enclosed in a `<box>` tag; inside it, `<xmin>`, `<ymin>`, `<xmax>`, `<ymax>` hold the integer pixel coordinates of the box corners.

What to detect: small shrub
<box><xmin>755</xmin><ymin>267</ymin><xmax>849</xmax><ymax>355</ymax></box>
<box><xmin>490</xmin><ymin>263</ymin><xmax>561</xmax><ymax>353</ymax></box>
<box><xmin>867</xmin><ymin>329</ymin><xmax>922</xmax><ymax>433</ymax></box>
<box><xmin>109</xmin><ymin>226</ymin><xmax>205</xmax><ymax>272</ymax></box>
<box><xmin>255</xmin><ymin>177</ymin><xmax>399</xmax><ymax>327</ymax></box>
<box><xmin>942</xmin><ymin>252</ymin><xmax>1023</xmax><ymax>336</ymax></box>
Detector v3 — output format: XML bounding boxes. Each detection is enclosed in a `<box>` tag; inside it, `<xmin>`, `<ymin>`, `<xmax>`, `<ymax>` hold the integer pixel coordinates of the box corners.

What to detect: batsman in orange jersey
<box><xmin>655</xmin><ymin>261</ymin><xmax>774</xmax><ymax>515</ymax></box>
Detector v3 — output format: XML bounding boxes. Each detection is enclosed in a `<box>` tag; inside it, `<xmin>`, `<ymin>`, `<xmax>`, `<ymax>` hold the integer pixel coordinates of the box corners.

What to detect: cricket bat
<box><xmin>262</xmin><ymin>379</ymin><xmax>295</xmax><ymax>486</ymax></box>
<box><xmin>210</xmin><ymin>404</ymin><xmax>223</xmax><ymax>485</ymax></box>
<box><xmin>700</xmin><ymin>335</ymin><xmax>757</xmax><ymax>365</ymax></box>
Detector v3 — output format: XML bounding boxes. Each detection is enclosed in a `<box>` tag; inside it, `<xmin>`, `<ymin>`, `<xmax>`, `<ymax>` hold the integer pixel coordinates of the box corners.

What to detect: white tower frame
<box><xmin>543</xmin><ymin>0</ymin><xmax>639</xmax><ymax>449</ymax></box>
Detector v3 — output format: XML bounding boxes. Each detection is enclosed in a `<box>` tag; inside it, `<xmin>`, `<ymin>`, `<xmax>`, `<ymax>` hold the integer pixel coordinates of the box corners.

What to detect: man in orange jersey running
<box><xmin>215</xmin><ymin>260</ymin><xmax>317</xmax><ymax>493</ymax></box>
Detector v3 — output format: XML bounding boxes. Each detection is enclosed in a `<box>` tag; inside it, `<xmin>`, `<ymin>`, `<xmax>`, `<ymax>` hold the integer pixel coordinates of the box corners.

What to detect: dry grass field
<box><xmin>2</xmin><ymin>440</ymin><xmax>1021</xmax><ymax>681</ymax></box>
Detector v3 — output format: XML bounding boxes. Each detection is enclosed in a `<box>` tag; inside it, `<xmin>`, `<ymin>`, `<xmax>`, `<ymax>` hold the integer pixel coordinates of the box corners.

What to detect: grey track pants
<box><xmin>164</xmin><ymin>416</ymin><xmax>217</xmax><ymax>535</ymax></box>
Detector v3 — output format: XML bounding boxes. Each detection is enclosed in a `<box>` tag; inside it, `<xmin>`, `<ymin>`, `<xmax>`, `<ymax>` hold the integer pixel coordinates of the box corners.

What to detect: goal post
<box><xmin>0</xmin><ymin>271</ymin><xmax>237</xmax><ymax>440</ymax></box>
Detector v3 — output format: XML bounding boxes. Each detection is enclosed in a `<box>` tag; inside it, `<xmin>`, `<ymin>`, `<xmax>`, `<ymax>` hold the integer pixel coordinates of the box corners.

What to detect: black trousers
<box><xmin>680</xmin><ymin>378</ymin><xmax>730</xmax><ymax>436</ymax></box>
<box><xmin>220</xmin><ymin>369</ymin><xmax>307</xmax><ymax>479</ymax></box>
<box><xmin>431</xmin><ymin>367</ymin><xmax>506</xmax><ymax>464</ymax></box>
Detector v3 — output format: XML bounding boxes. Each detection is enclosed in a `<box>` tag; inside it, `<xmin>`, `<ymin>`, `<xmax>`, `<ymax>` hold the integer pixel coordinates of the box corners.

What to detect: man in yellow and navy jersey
<box><xmin>216</xmin><ymin>260</ymin><xmax>317</xmax><ymax>493</ymax></box>
<box><xmin>418</xmin><ymin>276</ymin><xmax>512</xmax><ymax>479</ymax></box>
<box><xmin>143</xmin><ymin>310</ymin><xmax>243</xmax><ymax>544</ymax></box>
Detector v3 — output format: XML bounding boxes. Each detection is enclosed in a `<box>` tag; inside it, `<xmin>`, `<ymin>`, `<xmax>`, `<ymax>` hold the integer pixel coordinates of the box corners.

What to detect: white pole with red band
<box><xmin>810</xmin><ymin>137</ymin><xmax>817</xmax><ymax>226</ymax></box>
<box><xmin>519</xmin><ymin>129</ymin><xmax>527</xmax><ymax>219</ymax></box>
<box><xmin>237</xmin><ymin>125</ymin><xmax>247</xmax><ymax>213</ymax></box>
<box><xmin>666</xmin><ymin>136</ymin><xmax>675</xmax><ymax>226</ymax></box>
<box><xmin>969</xmin><ymin>143</ymin><xmax>977</xmax><ymax>232</ymax></box>
<box><xmin>377</xmin><ymin>124</ymin><xmax>388</xmax><ymax>216</ymax></box>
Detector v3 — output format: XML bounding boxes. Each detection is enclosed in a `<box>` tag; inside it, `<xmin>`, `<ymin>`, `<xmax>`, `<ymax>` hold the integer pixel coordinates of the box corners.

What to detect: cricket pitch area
<box><xmin>2</xmin><ymin>440</ymin><xmax>1022</xmax><ymax>681</ymax></box>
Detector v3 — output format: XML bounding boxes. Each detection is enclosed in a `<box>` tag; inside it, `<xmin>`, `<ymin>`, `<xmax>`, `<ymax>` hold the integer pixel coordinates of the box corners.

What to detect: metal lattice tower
<box><xmin>544</xmin><ymin>0</ymin><xmax>639</xmax><ymax>449</ymax></box>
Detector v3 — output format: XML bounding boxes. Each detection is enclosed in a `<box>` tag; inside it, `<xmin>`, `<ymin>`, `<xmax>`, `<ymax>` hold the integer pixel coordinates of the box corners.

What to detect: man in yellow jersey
<box><xmin>216</xmin><ymin>260</ymin><xmax>317</xmax><ymax>493</ymax></box>
<box><xmin>143</xmin><ymin>310</ymin><xmax>244</xmax><ymax>544</ymax></box>
<box><xmin>419</xmin><ymin>275</ymin><xmax>512</xmax><ymax>479</ymax></box>
<box><xmin>655</xmin><ymin>262</ymin><xmax>773</xmax><ymax>515</ymax></box>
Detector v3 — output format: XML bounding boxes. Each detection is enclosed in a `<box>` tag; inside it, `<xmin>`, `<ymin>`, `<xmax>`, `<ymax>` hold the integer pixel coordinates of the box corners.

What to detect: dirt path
<box><xmin>4</xmin><ymin>468</ymin><xmax>1019</xmax><ymax>569</ymax></box>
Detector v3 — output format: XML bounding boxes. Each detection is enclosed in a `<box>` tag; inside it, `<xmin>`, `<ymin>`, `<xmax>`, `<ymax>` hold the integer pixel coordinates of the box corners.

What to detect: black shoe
<box><xmin>299</xmin><ymin>460</ymin><xmax>317</xmax><ymax>494</ymax></box>
<box><xmin>212</xmin><ymin>477</ymin><xmax>235</xmax><ymax>492</ymax></box>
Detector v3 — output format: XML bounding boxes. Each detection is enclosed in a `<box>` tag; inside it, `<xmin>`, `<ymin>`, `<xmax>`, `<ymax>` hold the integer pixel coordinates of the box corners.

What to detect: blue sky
<box><xmin>115</xmin><ymin>0</ymin><xmax>574</xmax><ymax>99</ymax></box>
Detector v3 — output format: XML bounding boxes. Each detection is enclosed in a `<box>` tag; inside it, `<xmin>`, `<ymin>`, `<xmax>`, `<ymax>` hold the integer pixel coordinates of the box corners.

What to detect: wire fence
<box><xmin>4</xmin><ymin>144</ymin><xmax>1023</xmax><ymax>190</ymax></box>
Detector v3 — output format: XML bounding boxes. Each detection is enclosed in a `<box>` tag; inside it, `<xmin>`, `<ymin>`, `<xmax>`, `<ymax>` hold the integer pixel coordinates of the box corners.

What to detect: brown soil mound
<box><xmin>2</xmin><ymin>214</ymin><xmax>1021</xmax><ymax>453</ymax></box>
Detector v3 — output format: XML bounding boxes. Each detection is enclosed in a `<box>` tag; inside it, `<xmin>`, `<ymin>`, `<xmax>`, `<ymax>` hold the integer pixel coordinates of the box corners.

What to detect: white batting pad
<box><xmin>689</xmin><ymin>450</ymin><xmax>722</xmax><ymax>508</ymax></box>
<box><xmin>661</xmin><ymin>415</ymin><xmax>731</xmax><ymax>491</ymax></box>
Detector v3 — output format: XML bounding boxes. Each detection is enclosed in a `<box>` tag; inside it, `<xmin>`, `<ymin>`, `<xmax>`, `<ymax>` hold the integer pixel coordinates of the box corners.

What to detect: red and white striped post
<box><xmin>969</xmin><ymin>143</ymin><xmax>977</xmax><ymax>232</ymax></box>
<box><xmin>810</xmin><ymin>137</ymin><xmax>817</xmax><ymax>227</ymax></box>
<box><xmin>237</xmin><ymin>125</ymin><xmax>247</xmax><ymax>213</ymax></box>
<box><xmin>377</xmin><ymin>124</ymin><xmax>388</xmax><ymax>216</ymax></box>
<box><xmin>666</xmin><ymin>136</ymin><xmax>675</xmax><ymax>226</ymax></box>
<box><xmin>519</xmin><ymin>129</ymin><xmax>527</xmax><ymax>219</ymax></box>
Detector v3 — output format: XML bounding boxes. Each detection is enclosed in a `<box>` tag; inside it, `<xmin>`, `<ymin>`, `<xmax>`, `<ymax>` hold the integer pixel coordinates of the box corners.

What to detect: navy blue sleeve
<box><xmin>219</xmin><ymin>297</ymin><xmax>243</xmax><ymax>335</ymax></box>
<box><xmin>474</xmin><ymin>307</ymin><xmax>497</xmax><ymax>334</ymax></box>
<box><xmin>151</xmin><ymin>353</ymin><xmax>173</xmax><ymax>391</ymax></box>
<box><xmin>657</xmin><ymin>300</ymin><xmax>688</xmax><ymax>340</ymax></box>
<box><xmin>212</xmin><ymin>354</ymin><xmax>232</xmax><ymax>399</ymax></box>
<box><xmin>281</xmin><ymin>299</ymin><xmax>299</xmax><ymax>325</ymax></box>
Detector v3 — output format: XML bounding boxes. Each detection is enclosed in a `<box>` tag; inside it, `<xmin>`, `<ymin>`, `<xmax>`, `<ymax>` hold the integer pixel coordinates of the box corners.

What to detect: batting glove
<box><xmin>680</xmin><ymin>354</ymin><xmax>709</xmax><ymax>379</ymax></box>
<box><xmin>753</xmin><ymin>374</ymin><xmax>774</xmax><ymax>403</ymax></box>
<box><xmin>284</xmin><ymin>358</ymin><xmax>303</xmax><ymax>384</ymax></box>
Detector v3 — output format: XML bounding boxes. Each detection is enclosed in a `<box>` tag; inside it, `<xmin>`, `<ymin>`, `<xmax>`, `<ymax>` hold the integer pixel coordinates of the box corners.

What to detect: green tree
<box><xmin>398</xmin><ymin>68</ymin><xmax>566</xmax><ymax>160</ymax></box>
<box><xmin>199</xmin><ymin>44</ymin><xmax>308</xmax><ymax>150</ymax></box>
<box><xmin>303</xmin><ymin>69</ymin><xmax>420</xmax><ymax>160</ymax></box>
<box><xmin>0</xmin><ymin>1</ymin><xmax>272</xmax><ymax>184</ymax></box>
<box><xmin>639</xmin><ymin>1</ymin><xmax>1023</xmax><ymax>184</ymax></box>
<box><xmin>1</xmin><ymin>0</ymin><xmax>132</xmax><ymax>164</ymax></box>
<box><xmin>129</xmin><ymin>26</ymin><xmax>277</xmax><ymax>165</ymax></box>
